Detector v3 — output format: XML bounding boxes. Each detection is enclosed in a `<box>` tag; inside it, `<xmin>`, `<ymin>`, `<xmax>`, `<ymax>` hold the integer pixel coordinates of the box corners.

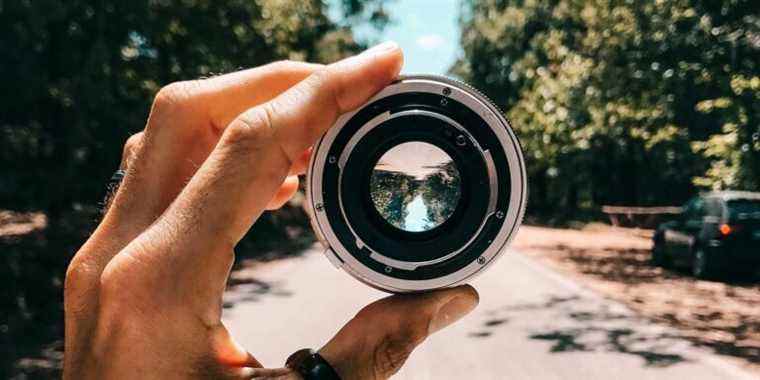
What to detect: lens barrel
<box><xmin>306</xmin><ymin>75</ymin><xmax>526</xmax><ymax>293</ymax></box>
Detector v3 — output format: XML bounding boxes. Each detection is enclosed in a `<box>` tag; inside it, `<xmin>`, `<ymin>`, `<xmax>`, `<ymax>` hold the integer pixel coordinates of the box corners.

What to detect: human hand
<box><xmin>63</xmin><ymin>42</ymin><xmax>479</xmax><ymax>380</ymax></box>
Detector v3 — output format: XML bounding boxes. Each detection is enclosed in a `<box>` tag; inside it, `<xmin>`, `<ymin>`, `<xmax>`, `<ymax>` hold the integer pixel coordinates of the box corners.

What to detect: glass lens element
<box><xmin>370</xmin><ymin>142</ymin><xmax>461</xmax><ymax>232</ymax></box>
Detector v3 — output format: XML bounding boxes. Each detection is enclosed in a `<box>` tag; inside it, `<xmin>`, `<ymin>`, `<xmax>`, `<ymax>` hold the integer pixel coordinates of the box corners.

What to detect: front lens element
<box><xmin>370</xmin><ymin>141</ymin><xmax>461</xmax><ymax>232</ymax></box>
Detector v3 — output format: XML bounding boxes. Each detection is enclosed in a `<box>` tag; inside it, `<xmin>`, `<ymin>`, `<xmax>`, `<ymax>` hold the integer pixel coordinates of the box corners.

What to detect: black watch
<box><xmin>285</xmin><ymin>349</ymin><xmax>341</xmax><ymax>380</ymax></box>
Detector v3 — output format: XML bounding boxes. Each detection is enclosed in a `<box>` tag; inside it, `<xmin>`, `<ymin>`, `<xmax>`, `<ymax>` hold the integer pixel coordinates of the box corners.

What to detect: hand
<box><xmin>63</xmin><ymin>42</ymin><xmax>479</xmax><ymax>380</ymax></box>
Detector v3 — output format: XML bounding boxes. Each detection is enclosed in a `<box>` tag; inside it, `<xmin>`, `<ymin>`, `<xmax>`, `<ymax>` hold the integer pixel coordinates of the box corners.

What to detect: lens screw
<box><xmin>495</xmin><ymin>210</ymin><xmax>505</xmax><ymax>219</ymax></box>
<box><xmin>315</xmin><ymin>203</ymin><xmax>324</xmax><ymax>212</ymax></box>
<box><xmin>443</xmin><ymin>87</ymin><xmax>451</xmax><ymax>96</ymax></box>
<box><xmin>456</xmin><ymin>134</ymin><xmax>467</xmax><ymax>146</ymax></box>
<box><xmin>328</xmin><ymin>155</ymin><xmax>337</xmax><ymax>164</ymax></box>
<box><xmin>477</xmin><ymin>256</ymin><xmax>486</xmax><ymax>265</ymax></box>
<box><xmin>384</xmin><ymin>266</ymin><xmax>393</xmax><ymax>273</ymax></box>
<box><xmin>440</xmin><ymin>98</ymin><xmax>449</xmax><ymax>106</ymax></box>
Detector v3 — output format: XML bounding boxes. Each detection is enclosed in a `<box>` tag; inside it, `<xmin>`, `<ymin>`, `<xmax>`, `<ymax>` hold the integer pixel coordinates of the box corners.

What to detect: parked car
<box><xmin>652</xmin><ymin>191</ymin><xmax>760</xmax><ymax>279</ymax></box>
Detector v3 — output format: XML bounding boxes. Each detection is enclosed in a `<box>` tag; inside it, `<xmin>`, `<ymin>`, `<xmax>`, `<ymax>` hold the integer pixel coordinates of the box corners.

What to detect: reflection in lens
<box><xmin>370</xmin><ymin>142</ymin><xmax>461</xmax><ymax>232</ymax></box>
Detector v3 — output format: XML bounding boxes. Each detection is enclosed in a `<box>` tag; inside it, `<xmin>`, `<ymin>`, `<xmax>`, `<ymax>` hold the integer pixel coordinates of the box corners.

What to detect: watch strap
<box><xmin>285</xmin><ymin>348</ymin><xmax>341</xmax><ymax>380</ymax></box>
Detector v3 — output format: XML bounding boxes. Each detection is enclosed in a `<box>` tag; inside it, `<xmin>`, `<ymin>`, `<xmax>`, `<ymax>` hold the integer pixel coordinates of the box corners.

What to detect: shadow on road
<box><xmin>518</xmin><ymin>230</ymin><xmax>760</xmax><ymax>371</ymax></box>
<box><xmin>223</xmin><ymin>277</ymin><xmax>294</xmax><ymax>308</ymax></box>
<box><xmin>469</xmin><ymin>294</ymin><xmax>691</xmax><ymax>368</ymax></box>
<box><xmin>559</xmin><ymin>245</ymin><xmax>760</xmax><ymax>367</ymax></box>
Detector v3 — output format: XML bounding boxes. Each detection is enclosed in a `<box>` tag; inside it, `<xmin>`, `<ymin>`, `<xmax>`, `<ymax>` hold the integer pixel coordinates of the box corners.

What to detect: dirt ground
<box><xmin>512</xmin><ymin>224</ymin><xmax>760</xmax><ymax>373</ymax></box>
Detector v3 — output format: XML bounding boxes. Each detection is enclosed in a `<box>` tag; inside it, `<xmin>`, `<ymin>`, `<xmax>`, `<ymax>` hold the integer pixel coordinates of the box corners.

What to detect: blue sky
<box><xmin>329</xmin><ymin>0</ymin><xmax>461</xmax><ymax>75</ymax></box>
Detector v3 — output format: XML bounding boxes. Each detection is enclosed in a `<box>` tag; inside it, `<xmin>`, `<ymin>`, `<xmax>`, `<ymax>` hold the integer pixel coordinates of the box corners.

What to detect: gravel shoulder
<box><xmin>512</xmin><ymin>224</ymin><xmax>760</xmax><ymax>374</ymax></box>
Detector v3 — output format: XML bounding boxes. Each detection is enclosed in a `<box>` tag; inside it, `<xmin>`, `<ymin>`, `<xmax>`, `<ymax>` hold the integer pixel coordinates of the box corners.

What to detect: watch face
<box><xmin>307</xmin><ymin>75</ymin><xmax>527</xmax><ymax>293</ymax></box>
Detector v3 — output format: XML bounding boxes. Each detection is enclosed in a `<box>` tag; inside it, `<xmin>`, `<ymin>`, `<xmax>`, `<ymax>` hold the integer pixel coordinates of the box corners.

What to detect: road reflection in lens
<box><xmin>370</xmin><ymin>142</ymin><xmax>461</xmax><ymax>232</ymax></box>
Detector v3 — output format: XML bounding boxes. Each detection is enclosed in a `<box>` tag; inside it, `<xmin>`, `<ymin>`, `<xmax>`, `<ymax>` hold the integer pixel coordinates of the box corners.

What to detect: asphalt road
<box><xmin>223</xmin><ymin>246</ymin><xmax>756</xmax><ymax>380</ymax></box>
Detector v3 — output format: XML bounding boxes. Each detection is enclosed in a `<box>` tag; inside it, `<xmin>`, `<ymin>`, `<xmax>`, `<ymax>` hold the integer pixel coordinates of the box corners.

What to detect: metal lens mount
<box><xmin>306</xmin><ymin>75</ymin><xmax>527</xmax><ymax>293</ymax></box>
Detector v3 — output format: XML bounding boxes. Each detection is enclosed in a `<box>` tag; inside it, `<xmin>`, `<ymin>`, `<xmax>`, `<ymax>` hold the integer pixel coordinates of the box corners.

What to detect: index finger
<box><xmin>266</xmin><ymin>41</ymin><xmax>404</xmax><ymax>163</ymax></box>
<box><xmin>140</xmin><ymin>43</ymin><xmax>403</xmax><ymax>281</ymax></box>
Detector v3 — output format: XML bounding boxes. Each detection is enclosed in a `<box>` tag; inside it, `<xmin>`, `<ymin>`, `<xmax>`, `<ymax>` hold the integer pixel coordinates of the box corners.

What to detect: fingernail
<box><xmin>361</xmin><ymin>41</ymin><xmax>399</xmax><ymax>56</ymax></box>
<box><xmin>429</xmin><ymin>292</ymin><xmax>478</xmax><ymax>334</ymax></box>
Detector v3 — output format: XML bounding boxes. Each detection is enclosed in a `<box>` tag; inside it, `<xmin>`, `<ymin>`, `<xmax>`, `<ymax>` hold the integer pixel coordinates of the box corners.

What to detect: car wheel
<box><xmin>651</xmin><ymin>239</ymin><xmax>671</xmax><ymax>268</ymax></box>
<box><xmin>692</xmin><ymin>247</ymin><xmax>716</xmax><ymax>279</ymax></box>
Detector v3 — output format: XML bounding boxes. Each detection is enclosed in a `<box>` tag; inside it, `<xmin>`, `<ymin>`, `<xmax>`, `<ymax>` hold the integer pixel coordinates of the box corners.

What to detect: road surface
<box><xmin>223</xmin><ymin>246</ymin><xmax>755</xmax><ymax>379</ymax></box>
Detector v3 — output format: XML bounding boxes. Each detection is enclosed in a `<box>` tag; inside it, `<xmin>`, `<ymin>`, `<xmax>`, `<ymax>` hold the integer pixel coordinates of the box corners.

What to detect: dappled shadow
<box><xmin>470</xmin><ymin>293</ymin><xmax>690</xmax><ymax>368</ymax></box>
<box><xmin>537</xmin><ymin>242</ymin><xmax>760</xmax><ymax>286</ymax></box>
<box><xmin>531</xmin><ymin>330</ymin><xmax>591</xmax><ymax>353</ymax></box>
<box><xmin>562</xmin><ymin>245</ymin><xmax>759</xmax><ymax>364</ymax></box>
<box><xmin>222</xmin><ymin>278</ymin><xmax>294</xmax><ymax>308</ymax></box>
<box><xmin>468</xmin><ymin>316</ymin><xmax>511</xmax><ymax>338</ymax></box>
<box><xmin>557</xmin><ymin>244</ymin><xmax>677</xmax><ymax>284</ymax></box>
<box><xmin>530</xmin><ymin>327</ymin><xmax>686</xmax><ymax>367</ymax></box>
<box><xmin>521</xmin><ymin>235</ymin><xmax>760</xmax><ymax>370</ymax></box>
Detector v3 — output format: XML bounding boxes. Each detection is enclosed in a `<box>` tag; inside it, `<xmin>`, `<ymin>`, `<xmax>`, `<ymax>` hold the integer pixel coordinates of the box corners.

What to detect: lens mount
<box><xmin>306</xmin><ymin>75</ymin><xmax>526</xmax><ymax>293</ymax></box>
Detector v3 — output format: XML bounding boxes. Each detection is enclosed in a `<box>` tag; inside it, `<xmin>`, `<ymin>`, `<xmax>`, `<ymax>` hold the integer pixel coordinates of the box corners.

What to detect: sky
<box><xmin>403</xmin><ymin>195</ymin><xmax>431</xmax><ymax>232</ymax></box>
<box><xmin>330</xmin><ymin>0</ymin><xmax>462</xmax><ymax>75</ymax></box>
<box><xmin>375</xmin><ymin>142</ymin><xmax>453</xmax><ymax>179</ymax></box>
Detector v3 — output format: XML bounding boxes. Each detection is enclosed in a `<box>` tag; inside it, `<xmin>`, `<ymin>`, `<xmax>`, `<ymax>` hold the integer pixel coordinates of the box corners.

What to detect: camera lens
<box><xmin>369</xmin><ymin>141</ymin><xmax>461</xmax><ymax>233</ymax></box>
<box><xmin>307</xmin><ymin>75</ymin><xmax>526</xmax><ymax>293</ymax></box>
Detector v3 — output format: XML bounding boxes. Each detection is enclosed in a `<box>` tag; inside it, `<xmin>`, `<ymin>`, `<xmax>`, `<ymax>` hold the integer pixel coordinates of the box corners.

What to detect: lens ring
<box><xmin>338</xmin><ymin>110</ymin><xmax>491</xmax><ymax>267</ymax></box>
<box><xmin>307</xmin><ymin>75</ymin><xmax>527</xmax><ymax>293</ymax></box>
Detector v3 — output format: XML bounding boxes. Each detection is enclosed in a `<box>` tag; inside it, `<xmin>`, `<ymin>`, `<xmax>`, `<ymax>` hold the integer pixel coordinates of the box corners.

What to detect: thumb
<box><xmin>319</xmin><ymin>285</ymin><xmax>479</xmax><ymax>380</ymax></box>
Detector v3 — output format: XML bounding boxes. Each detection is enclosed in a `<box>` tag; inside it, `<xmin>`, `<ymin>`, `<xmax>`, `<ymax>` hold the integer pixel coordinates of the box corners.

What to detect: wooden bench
<box><xmin>601</xmin><ymin>206</ymin><xmax>682</xmax><ymax>228</ymax></box>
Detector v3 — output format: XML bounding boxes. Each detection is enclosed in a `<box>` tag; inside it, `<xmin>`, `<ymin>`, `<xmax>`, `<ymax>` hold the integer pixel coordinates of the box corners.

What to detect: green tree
<box><xmin>0</xmin><ymin>0</ymin><xmax>376</xmax><ymax>217</ymax></box>
<box><xmin>370</xmin><ymin>170</ymin><xmax>418</xmax><ymax>228</ymax></box>
<box><xmin>455</xmin><ymin>0</ymin><xmax>760</xmax><ymax>222</ymax></box>
<box><xmin>0</xmin><ymin>1</ymin><xmax>385</xmax><ymax>376</ymax></box>
<box><xmin>421</xmin><ymin>161</ymin><xmax>461</xmax><ymax>226</ymax></box>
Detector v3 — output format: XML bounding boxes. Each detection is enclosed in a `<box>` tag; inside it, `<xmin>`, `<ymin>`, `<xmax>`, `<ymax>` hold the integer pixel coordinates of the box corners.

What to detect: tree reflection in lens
<box><xmin>369</xmin><ymin>142</ymin><xmax>461</xmax><ymax>232</ymax></box>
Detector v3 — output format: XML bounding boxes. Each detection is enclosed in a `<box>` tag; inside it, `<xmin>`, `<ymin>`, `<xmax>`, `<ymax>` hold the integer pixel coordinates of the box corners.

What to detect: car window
<box><xmin>726</xmin><ymin>200</ymin><xmax>760</xmax><ymax>221</ymax></box>
<box><xmin>705</xmin><ymin>198</ymin><xmax>723</xmax><ymax>218</ymax></box>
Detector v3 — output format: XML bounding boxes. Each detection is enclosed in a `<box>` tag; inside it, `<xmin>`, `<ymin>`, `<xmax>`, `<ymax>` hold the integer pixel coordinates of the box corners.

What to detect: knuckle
<box><xmin>307</xmin><ymin>67</ymin><xmax>334</xmax><ymax>90</ymax></box>
<box><xmin>97</xmin><ymin>265</ymin><xmax>142</xmax><ymax>320</ymax></box>
<box><xmin>307</xmin><ymin>67</ymin><xmax>345</xmax><ymax>110</ymax></box>
<box><xmin>97</xmin><ymin>263</ymin><xmax>122</xmax><ymax>301</ymax></box>
<box><xmin>122</xmin><ymin>132</ymin><xmax>143</xmax><ymax>161</ymax></box>
<box><xmin>64</xmin><ymin>254</ymin><xmax>96</xmax><ymax>297</ymax></box>
<box><xmin>352</xmin><ymin>302</ymin><xmax>428</xmax><ymax>378</ymax></box>
<box><xmin>152</xmin><ymin>80</ymin><xmax>200</xmax><ymax>113</ymax></box>
<box><xmin>97</xmin><ymin>252</ymin><xmax>139</xmax><ymax>304</ymax></box>
<box><xmin>95</xmin><ymin>259</ymin><xmax>144</xmax><ymax>336</ymax></box>
<box><xmin>268</xmin><ymin>59</ymin><xmax>299</xmax><ymax>70</ymax></box>
<box><xmin>372</xmin><ymin>335</ymin><xmax>417</xmax><ymax>378</ymax></box>
<box><xmin>223</xmin><ymin>106</ymin><xmax>275</xmax><ymax>150</ymax></box>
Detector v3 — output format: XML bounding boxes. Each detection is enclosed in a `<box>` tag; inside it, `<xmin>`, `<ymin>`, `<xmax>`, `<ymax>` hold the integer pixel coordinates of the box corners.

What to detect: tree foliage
<box><xmin>0</xmin><ymin>1</ymin><xmax>378</xmax><ymax>376</ymax></box>
<box><xmin>455</xmin><ymin>0</ymin><xmax>760</xmax><ymax>221</ymax></box>
<box><xmin>0</xmin><ymin>0</ymin><xmax>375</xmax><ymax>216</ymax></box>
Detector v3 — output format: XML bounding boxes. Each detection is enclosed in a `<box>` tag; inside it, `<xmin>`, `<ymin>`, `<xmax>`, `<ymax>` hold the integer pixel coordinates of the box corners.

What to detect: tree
<box><xmin>0</xmin><ymin>1</ymin><xmax>385</xmax><ymax>376</ymax></box>
<box><xmin>421</xmin><ymin>161</ymin><xmax>461</xmax><ymax>226</ymax></box>
<box><xmin>454</xmin><ymin>0</ymin><xmax>760</xmax><ymax>222</ymax></box>
<box><xmin>370</xmin><ymin>170</ymin><xmax>418</xmax><ymax>228</ymax></box>
<box><xmin>0</xmin><ymin>0</ymin><xmax>377</xmax><ymax>217</ymax></box>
